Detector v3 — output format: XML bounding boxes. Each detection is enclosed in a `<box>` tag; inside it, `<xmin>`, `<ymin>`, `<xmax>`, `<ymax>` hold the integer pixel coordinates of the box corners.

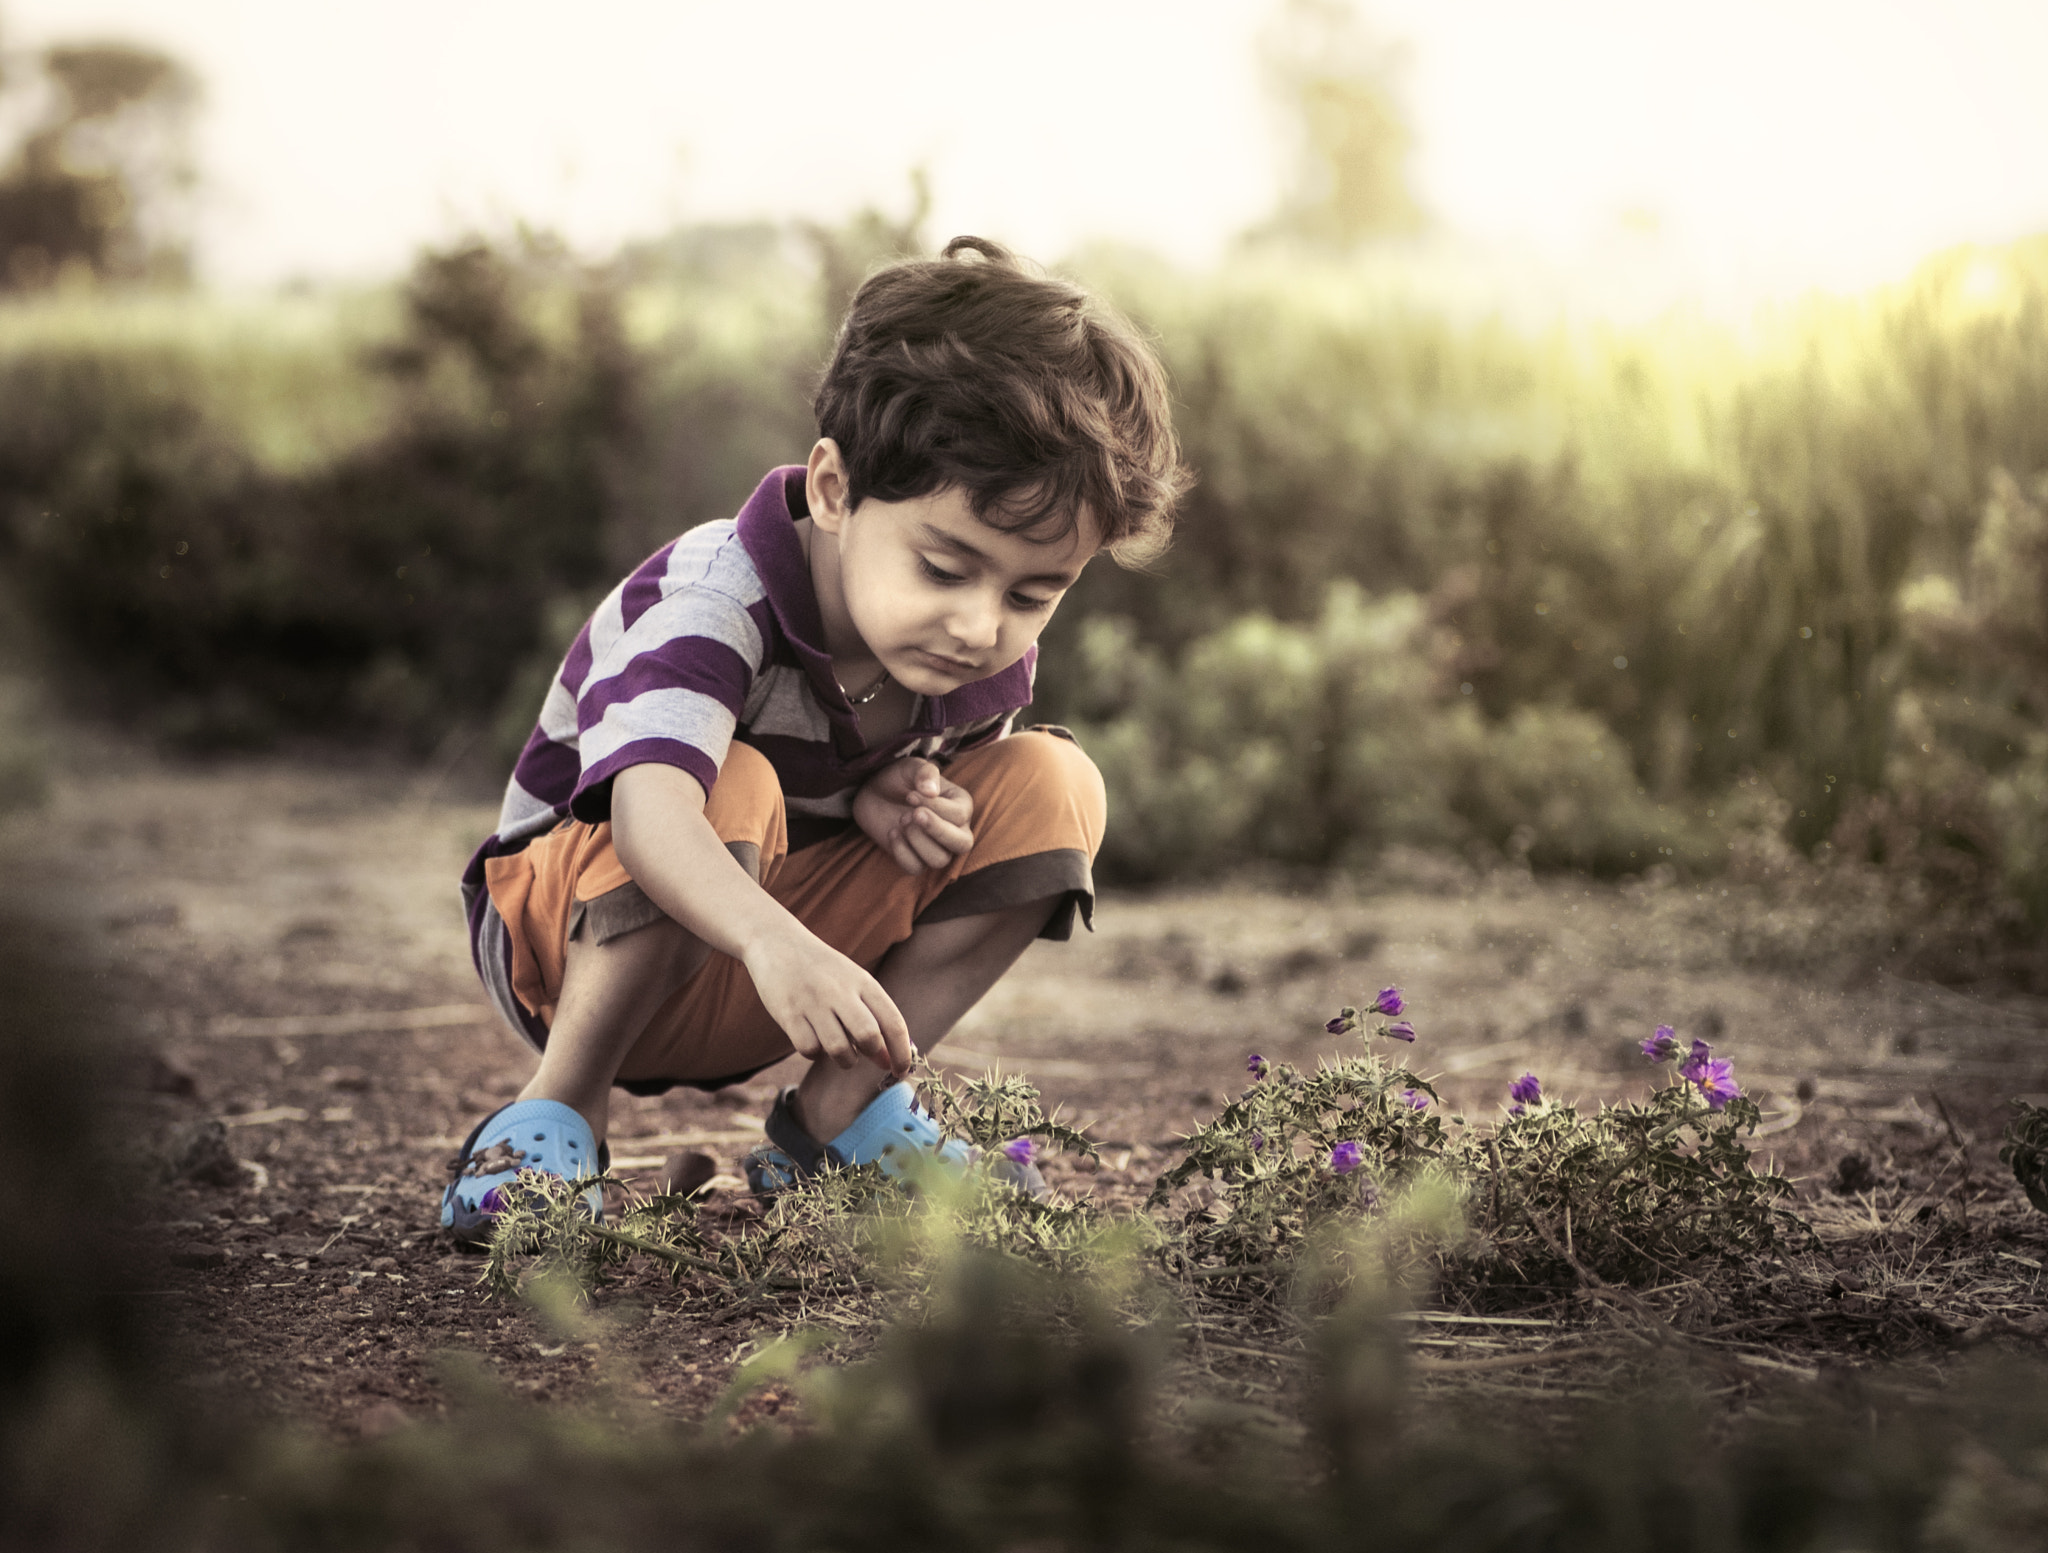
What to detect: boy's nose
<box><xmin>946</xmin><ymin>592</ymin><xmax>1001</xmax><ymax>651</ymax></box>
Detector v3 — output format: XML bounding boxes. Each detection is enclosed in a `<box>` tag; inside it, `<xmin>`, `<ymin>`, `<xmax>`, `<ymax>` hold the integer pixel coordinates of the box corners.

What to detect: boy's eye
<box><xmin>1009</xmin><ymin>592</ymin><xmax>1057</xmax><ymax>612</ymax></box>
<box><xmin>918</xmin><ymin>556</ymin><xmax>965</xmax><ymax>585</ymax></box>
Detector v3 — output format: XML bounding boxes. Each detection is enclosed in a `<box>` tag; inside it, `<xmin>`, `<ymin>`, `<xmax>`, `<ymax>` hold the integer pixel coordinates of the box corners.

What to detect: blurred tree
<box><xmin>1248</xmin><ymin>0</ymin><xmax>1423</xmax><ymax>250</ymax></box>
<box><xmin>0</xmin><ymin>33</ymin><xmax>198</xmax><ymax>288</ymax></box>
<box><xmin>803</xmin><ymin>167</ymin><xmax>931</xmax><ymax>335</ymax></box>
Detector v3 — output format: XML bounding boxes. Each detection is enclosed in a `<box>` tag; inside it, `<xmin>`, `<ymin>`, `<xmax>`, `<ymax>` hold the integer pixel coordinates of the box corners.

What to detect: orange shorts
<box><xmin>475</xmin><ymin>730</ymin><xmax>1105</xmax><ymax>1089</ymax></box>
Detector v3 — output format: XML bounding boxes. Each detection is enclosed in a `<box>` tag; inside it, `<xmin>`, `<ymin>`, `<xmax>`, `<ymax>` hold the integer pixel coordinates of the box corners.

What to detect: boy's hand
<box><xmin>613</xmin><ymin>760</ymin><xmax>912</xmax><ymax>1079</ymax></box>
<box><xmin>853</xmin><ymin>757</ymin><xmax>974</xmax><ymax>876</ymax></box>
<box><xmin>743</xmin><ymin>925</ymin><xmax>913</xmax><ymax>1077</ymax></box>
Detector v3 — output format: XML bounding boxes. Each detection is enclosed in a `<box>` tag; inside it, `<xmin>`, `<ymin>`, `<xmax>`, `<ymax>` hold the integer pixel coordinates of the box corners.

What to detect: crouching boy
<box><xmin>440</xmin><ymin>237</ymin><xmax>1188</xmax><ymax>1239</ymax></box>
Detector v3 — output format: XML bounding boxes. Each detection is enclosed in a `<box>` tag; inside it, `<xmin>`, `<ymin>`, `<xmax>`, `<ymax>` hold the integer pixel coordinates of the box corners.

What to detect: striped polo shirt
<box><xmin>460</xmin><ymin>465</ymin><xmax>1033</xmax><ymax>924</ymax></box>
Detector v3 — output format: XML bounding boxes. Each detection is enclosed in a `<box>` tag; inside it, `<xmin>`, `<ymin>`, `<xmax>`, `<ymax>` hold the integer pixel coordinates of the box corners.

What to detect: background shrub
<box><xmin>3</xmin><ymin>226</ymin><xmax>2046</xmax><ymax>940</ymax></box>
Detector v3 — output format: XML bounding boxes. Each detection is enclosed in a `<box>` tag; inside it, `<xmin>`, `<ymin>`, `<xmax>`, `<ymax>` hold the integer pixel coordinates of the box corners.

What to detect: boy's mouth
<box><xmin>914</xmin><ymin>648</ymin><xmax>983</xmax><ymax>677</ymax></box>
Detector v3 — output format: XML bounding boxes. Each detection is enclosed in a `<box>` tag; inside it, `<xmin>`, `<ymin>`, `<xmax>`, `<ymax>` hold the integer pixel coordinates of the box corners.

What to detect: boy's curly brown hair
<box><xmin>813</xmin><ymin>235</ymin><xmax>1191</xmax><ymax>566</ymax></box>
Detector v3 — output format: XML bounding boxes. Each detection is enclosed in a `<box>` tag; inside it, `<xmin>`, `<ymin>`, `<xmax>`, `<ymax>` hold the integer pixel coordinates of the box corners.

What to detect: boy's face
<box><xmin>807</xmin><ymin>441</ymin><xmax>1099</xmax><ymax>697</ymax></box>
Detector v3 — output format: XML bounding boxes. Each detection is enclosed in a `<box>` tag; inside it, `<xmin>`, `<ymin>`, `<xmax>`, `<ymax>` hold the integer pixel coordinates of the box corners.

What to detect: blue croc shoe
<box><xmin>741</xmin><ymin>1081</ymin><xmax>1046</xmax><ymax>1199</ymax></box>
<box><xmin>440</xmin><ymin>1098</ymin><xmax>607</xmax><ymax>1245</ymax></box>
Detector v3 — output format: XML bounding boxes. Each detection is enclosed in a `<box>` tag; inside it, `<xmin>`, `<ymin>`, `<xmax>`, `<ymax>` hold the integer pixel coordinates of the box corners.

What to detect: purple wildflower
<box><xmin>1385</xmin><ymin>1020</ymin><xmax>1417</xmax><ymax>1042</ymax></box>
<box><xmin>1249</xmin><ymin>1132</ymin><xmax>1264</xmax><ymax>1151</ymax></box>
<box><xmin>1509</xmin><ymin>1072</ymin><xmax>1543</xmax><ymax>1108</ymax></box>
<box><xmin>1001</xmin><ymin>1136</ymin><xmax>1035</xmax><ymax>1165</ymax></box>
<box><xmin>1371</xmin><ymin>987</ymin><xmax>1405</xmax><ymax>1017</ymax></box>
<box><xmin>1641</xmin><ymin>1025</ymin><xmax>1680</xmax><ymax>1063</ymax></box>
<box><xmin>478</xmin><ymin>1186</ymin><xmax>507</xmax><ymax>1216</ymax></box>
<box><xmin>1329</xmin><ymin>1141</ymin><xmax>1364</xmax><ymax>1175</ymax></box>
<box><xmin>1247</xmin><ymin>1053</ymin><xmax>1269</xmax><ymax>1078</ymax></box>
<box><xmin>1678</xmin><ymin>1040</ymin><xmax>1743</xmax><ymax>1111</ymax></box>
<box><xmin>1356</xmin><ymin>1177</ymin><xmax>1382</xmax><ymax>1210</ymax></box>
<box><xmin>1325</xmin><ymin>1008</ymin><xmax>1358</xmax><ymax>1035</ymax></box>
<box><xmin>1400</xmin><ymin>1089</ymin><xmax>1429</xmax><ymax>1111</ymax></box>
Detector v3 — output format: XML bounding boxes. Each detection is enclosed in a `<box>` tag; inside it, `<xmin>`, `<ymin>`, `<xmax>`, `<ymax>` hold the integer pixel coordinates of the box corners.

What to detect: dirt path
<box><xmin>12</xmin><ymin>733</ymin><xmax>2047</xmax><ymax>1436</ymax></box>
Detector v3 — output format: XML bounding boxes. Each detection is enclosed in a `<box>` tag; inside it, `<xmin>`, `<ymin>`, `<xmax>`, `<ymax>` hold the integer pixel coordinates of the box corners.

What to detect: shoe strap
<box><xmin>762</xmin><ymin>1088</ymin><xmax>842</xmax><ymax>1175</ymax></box>
<box><xmin>828</xmin><ymin>1080</ymin><xmax>950</xmax><ymax>1165</ymax></box>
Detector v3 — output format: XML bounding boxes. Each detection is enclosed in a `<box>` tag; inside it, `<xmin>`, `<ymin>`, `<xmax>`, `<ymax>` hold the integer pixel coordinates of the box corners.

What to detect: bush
<box><xmin>0</xmin><ymin>239</ymin><xmax>639</xmax><ymax>749</ymax></box>
<box><xmin>1069</xmin><ymin>584</ymin><xmax>1716</xmax><ymax>881</ymax></box>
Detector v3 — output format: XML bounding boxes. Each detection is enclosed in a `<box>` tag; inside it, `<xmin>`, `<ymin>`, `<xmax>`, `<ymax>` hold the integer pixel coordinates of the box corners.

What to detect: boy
<box><xmin>441</xmin><ymin>237</ymin><xmax>1187</xmax><ymax>1240</ymax></box>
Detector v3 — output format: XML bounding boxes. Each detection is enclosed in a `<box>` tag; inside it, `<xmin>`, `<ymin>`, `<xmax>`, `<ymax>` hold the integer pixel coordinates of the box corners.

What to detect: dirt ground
<box><xmin>11</xmin><ymin>729</ymin><xmax>2047</xmax><ymax>1439</ymax></box>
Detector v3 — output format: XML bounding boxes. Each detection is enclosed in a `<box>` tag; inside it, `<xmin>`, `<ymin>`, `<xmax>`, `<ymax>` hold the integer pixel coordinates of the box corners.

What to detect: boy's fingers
<box><xmin>838</xmin><ymin>1001</ymin><xmax>887</xmax><ymax>1067</ymax></box>
<box><xmin>821</xmin><ymin>1022</ymin><xmax>859</xmax><ymax>1068</ymax></box>
<box><xmin>788</xmin><ymin>1017</ymin><xmax>827</xmax><ymax>1065</ymax></box>
<box><xmin>904</xmin><ymin>829</ymin><xmax>950</xmax><ymax>871</ymax></box>
<box><xmin>798</xmin><ymin>1014</ymin><xmax>838</xmax><ymax>1066</ymax></box>
<box><xmin>913</xmin><ymin>807</ymin><xmax>974</xmax><ymax>857</ymax></box>
<box><xmin>926</xmin><ymin>782</ymin><xmax>972</xmax><ymax>826</ymax></box>
<box><xmin>886</xmin><ymin>827</ymin><xmax>928</xmax><ymax>876</ymax></box>
<box><xmin>865</xmin><ymin>985</ymin><xmax>913</xmax><ymax>1074</ymax></box>
<box><xmin>904</xmin><ymin>822</ymin><xmax>957</xmax><ymax>870</ymax></box>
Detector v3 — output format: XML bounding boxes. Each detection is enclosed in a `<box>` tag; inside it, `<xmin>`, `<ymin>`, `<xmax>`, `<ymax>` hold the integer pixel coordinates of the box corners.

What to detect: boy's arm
<box><xmin>611</xmin><ymin>762</ymin><xmax>912</xmax><ymax>1077</ymax></box>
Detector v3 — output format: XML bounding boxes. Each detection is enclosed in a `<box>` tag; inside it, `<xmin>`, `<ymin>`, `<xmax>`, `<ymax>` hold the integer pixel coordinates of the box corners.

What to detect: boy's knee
<box><xmin>961</xmin><ymin>729</ymin><xmax>1107</xmax><ymax>855</ymax></box>
<box><xmin>1013</xmin><ymin>726</ymin><xmax>1105</xmax><ymax>802</ymax></box>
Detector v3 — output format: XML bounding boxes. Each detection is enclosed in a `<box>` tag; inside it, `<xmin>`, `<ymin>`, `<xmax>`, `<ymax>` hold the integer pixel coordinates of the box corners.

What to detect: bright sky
<box><xmin>9</xmin><ymin>0</ymin><xmax>2048</xmax><ymax>314</ymax></box>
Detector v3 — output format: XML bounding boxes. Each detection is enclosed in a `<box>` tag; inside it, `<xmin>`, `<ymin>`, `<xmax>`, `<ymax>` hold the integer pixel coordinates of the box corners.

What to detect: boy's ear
<box><xmin>805</xmin><ymin>439</ymin><xmax>854</xmax><ymax>535</ymax></box>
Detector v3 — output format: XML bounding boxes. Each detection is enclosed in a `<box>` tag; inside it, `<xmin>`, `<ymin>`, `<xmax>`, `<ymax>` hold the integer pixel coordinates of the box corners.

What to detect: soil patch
<box><xmin>11</xmin><ymin>734</ymin><xmax>2046</xmax><ymax>1437</ymax></box>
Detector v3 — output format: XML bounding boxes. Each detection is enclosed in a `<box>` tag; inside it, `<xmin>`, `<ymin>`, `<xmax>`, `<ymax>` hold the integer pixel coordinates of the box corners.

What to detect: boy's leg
<box><xmin>480</xmin><ymin>740</ymin><xmax>789</xmax><ymax>1144</ymax></box>
<box><xmin>483</xmin><ymin>729</ymin><xmax>1104</xmax><ymax>1158</ymax></box>
<box><xmin>790</xmin><ymin>894</ymin><xmax>1059</xmax><ymax>1141</ymax></box>
<box><xmin>516</xmin><ymin>911</ymin><xmax>713</xmax><ymax>1143</ymax></box>
<box><xmin>757</xmin><ymin>728</ymin><xmax>1108</xmax><ymax>1142</ymax></box>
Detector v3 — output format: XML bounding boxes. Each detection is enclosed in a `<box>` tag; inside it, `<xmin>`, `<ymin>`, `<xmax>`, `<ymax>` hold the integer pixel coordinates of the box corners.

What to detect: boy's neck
<box><xmin>795</xmin><ymin>516</ymin><xmax>886</xmax><ymax>691</ymax></box>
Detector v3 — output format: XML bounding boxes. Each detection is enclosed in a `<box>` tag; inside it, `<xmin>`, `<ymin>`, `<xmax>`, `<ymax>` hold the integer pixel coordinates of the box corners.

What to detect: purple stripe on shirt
<box><xmin>737</xmin><ymin>732</ymin><xmax>867</xmax><ymax>798</ymax></box>
<box><xmin>741</xmin><ymin>727</ymin><xmax>977</xmax><ymax>798</ymax></box>
<box><xmin>559</xmin><ymin>622</ymin><xmax>596</xmax><ymax>701</ymax></box>
<box><xmin>572</xmin><ymin>737</ymin><xmax>721</xmax><ymax>823</ymax></box>
<box><xmin>511</xmin><ymin>725</ymin><xmax>582</xmax><ymax>804</ymax></box>
<box><xmin>576</xmin><ymin>637</ymin><xmax>753</xmax><ymax>731</ymax></box>
<box><xmin>619</xmin><ymin>538</ymin><xmax>679</xmax><ymax>632</ymax></box>
<box><xmin>736</xmin><ymin>468</ymin><xmax>836</xmax><ymax>683</ymax></box>
<box><xmin>470</xmin><ymin>466</ymin><xmax>1042</xmax><ymax>992</ymax></box>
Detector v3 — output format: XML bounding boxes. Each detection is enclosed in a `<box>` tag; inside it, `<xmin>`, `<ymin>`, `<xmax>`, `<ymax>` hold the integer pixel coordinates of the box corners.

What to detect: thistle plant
<box><xmin>479</xmin><ymin>999</ymin><xmax>1813</xmax><ymax>1317</ymax></box>
<box><xmin>480</xmin><ymin>1172</ymin><xmax>721</xmax><ymax>1302</ymax></box>
<box><xmin>1151</xmin><ymin>989</ymin><xmax>1449</xmax><ymax>1279</ymax></box>
<box><xmin>917</xmin><ymin>1060</ymin><xmax>1098</xmax><ymax>1162</ymax></box>
<box><xmin>483</xmin><ymin>1063</ymin><xmax>1103</xmax><ymax>1303</ymax></box>
<box><xmin>1461</xmin><ymin>1029</ymin><xmax>1803</xmax><ymax>1289</ymax></box>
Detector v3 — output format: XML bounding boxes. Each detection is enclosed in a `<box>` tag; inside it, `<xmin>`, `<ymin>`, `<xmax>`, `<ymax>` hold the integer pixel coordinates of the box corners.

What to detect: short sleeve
<box><xmin>568</xmin><ymin>560</ymin><xmax>768</xmax><ymax>824</ymax></box>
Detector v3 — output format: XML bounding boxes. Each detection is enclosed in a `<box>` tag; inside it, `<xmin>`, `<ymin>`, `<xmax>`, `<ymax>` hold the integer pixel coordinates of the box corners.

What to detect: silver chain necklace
<box><xmin>840</xmin><ymin>667</ymin><xmax>891</xmax><ymax>706</ymax></box>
